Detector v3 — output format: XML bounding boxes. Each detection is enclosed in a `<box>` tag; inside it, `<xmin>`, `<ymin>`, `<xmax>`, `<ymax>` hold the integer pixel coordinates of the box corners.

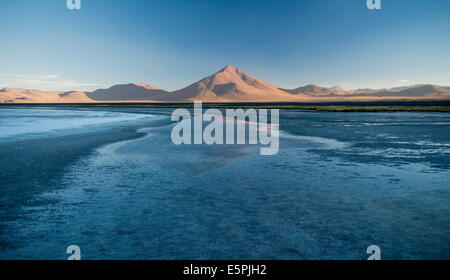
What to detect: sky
<box><xmin>0</xmin><ymin>0</ymin><xmax>449</xmax><ymax>91</ymax></box>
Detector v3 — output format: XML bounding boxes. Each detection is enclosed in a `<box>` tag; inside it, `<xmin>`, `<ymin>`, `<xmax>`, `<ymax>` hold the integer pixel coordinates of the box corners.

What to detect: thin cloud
<box><xmin>0</xmin><ymin>73</ymin><xmax>102</xmax><ymax>91</ymax></box>
<box><xmin>9</xmin><ymin>74</ymin><xmax>59</xmax><ymax>80</ymax></box>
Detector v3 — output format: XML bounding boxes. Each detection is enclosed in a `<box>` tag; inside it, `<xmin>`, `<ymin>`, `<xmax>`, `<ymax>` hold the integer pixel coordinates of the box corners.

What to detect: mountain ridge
<box><xmin>88</xmin><ymin>83</ymin><xmax>167</xmax><ymax>101</ymax></box>
<box><xmin>1</xmin><ymin>66</ymin><xmax>450</xmax><ymax>103</ymax></box>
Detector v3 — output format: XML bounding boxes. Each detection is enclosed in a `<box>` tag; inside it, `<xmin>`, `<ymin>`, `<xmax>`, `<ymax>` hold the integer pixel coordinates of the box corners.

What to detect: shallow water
<box><xmin>0</xmin><ymin>108</ymin><xmax>449</xmax><ymax>259</ymax></box>
<box><xmin>0</xmin><ymin>108</ymin><xmax>153</xmax><ymax>143</ymax></box>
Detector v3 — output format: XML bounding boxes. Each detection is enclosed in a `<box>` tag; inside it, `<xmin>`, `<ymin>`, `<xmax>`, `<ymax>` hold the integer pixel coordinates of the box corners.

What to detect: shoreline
<box><xmin>0</xmin><ymin>124</ymin><xmax>151</xmax><ymax>249</ymax></box>
<box><xmin>0</xmin><ymin>111</ymin><xmax>172</xmax><ymax>211</ymax></box>
<box><xmin>1</xmin><ymin>103</ymin><xmax>450</xmax><ymax>113</ymax></box>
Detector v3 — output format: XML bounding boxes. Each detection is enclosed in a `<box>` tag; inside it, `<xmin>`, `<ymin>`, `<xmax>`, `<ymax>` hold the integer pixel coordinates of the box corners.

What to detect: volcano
<box><xmin>157</xmin><ymin>65</ymin><xmax>297</xmax><ymax>102</ymax></box>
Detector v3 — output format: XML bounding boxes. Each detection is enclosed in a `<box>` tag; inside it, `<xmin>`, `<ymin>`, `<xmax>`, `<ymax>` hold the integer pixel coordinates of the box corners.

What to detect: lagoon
<box><xmin>0</xmin><ymin>107</ymin><xmax>449</xmax><ymax>259</ymax></box>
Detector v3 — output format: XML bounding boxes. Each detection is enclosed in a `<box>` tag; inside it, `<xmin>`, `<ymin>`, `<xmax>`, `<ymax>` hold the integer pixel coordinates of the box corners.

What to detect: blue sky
<box><xmin>0</xmin><ymin>0</ymin><xmax>449</xmax><ymax>91</ymax></box>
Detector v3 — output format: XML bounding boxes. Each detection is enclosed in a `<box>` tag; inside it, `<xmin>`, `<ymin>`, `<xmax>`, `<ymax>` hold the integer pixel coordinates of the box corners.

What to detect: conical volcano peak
<box><xmin>211</xmin><ymin>65</ymin><xmax>261</xmax><ymax>84</ymax></box>
<box><xmin>210</xmin><ymin>65</ymin><xmax>248</xmax><ymax>82</ymax></box>
<box><xmin>164</xmin><ymin>64</ymin><xmax>295</xmax><ymax>102</ymax></box>
<box><xmin>219</xmin><ymin>65</ymin><xmax>240</xmax><ymax>73</ymax></box>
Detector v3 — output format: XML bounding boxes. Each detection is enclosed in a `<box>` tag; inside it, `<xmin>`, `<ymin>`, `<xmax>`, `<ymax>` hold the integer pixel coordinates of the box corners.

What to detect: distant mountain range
<box><xmin>1</xmin><ymin>65</ymin><xmax>450</xmax><ymax>103</ymax></box>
